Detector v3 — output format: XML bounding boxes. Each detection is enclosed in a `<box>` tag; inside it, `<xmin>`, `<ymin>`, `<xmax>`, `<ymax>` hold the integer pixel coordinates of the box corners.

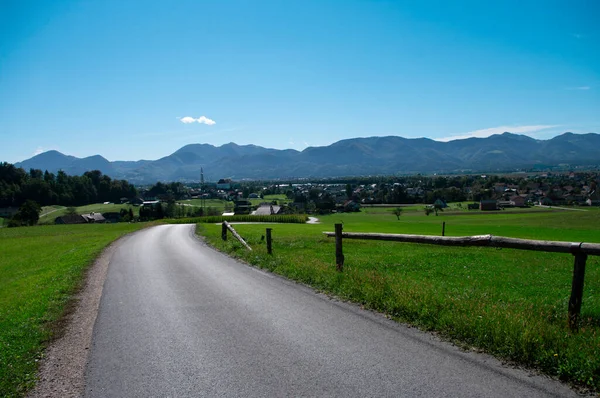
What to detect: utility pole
<box><xmin>200</xmin><ymin>167</ymin><xmax>205</xmax><ymax>215</ymax></box>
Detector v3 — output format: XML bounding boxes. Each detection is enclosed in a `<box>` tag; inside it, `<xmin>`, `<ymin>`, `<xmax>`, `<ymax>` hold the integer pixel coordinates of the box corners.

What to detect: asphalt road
<box><xmin>85</xmin><ymin>224</ymin><xmax>577</xmax><ymax>397</ymax></box>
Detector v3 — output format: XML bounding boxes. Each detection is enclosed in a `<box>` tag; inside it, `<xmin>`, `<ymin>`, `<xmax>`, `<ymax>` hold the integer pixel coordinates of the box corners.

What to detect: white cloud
<box><xmin>179</xmin><ymin>116</ymin><xmax>216</xmax><ymax>125</ymax></box>
<box><xmin>180</xmin><ymin>116</ymin><xmax>197</xmax><ymax>124</ymax></box>
<box><xmin>436</xmin><ymin>125</ymin><xmax>559</xmax><ymax>142</ymax></box>
<box><xmin>575</xmin><ymin>86</ymin><xmax>590</xmax><ymax>90</ymax></box>
<box><xmin>197</xmin><ymin>116</ymin><xmax>216</xmax><ymax>125</ymax></box>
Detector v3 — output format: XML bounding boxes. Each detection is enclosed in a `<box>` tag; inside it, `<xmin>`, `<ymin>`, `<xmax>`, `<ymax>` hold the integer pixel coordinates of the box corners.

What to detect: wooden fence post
<box><xmin>266</xmin><ymin>228</ymin><xmax>272</xmax><ymax>255</ymax></box>
<box><xmin>221</xmin><ymin>222</ymin><xmax>227</xmax><ymax>241</ymax></box>
<box><xmin>442</xmin><ymin>222</ymin><xmax>446</xmax><ymax>237</ymax></box>
<box><xmin>568</xmin><ymin>252</ymin><xmax>588</xmax><ymax>331</ymax></box>
<box><xmin>335</xmin><ymin>223</ymin><xmax>344</xmax><ymax>272</ymax></box>
<box><xmin>224</xmin><ymin>221</ymin><xmax>253</xmax><ymax>251</ymax></box>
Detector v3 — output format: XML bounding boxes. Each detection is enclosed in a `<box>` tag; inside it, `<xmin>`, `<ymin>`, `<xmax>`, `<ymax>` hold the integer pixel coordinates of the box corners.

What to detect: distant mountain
<box><xmin>14</xmin><ymin>132</ymin><xmax>600</xmax><ymax>183</ymax></box>
<box><xmin>15</xmin><ymin>150</ymin><xmax>117</xmax><ymax>177</ymax></box>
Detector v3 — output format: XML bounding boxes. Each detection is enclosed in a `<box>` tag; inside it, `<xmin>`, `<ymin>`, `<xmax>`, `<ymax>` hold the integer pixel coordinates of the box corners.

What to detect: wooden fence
<box><xmin>324</xmin><ymin>224</ymin><xmax>600</xmax><ymax>331</ymax></box>
<box><xmin>221</xmin><ymin>222</ymin><xmax>274</xmax><ymax>254</ymax></box>
<box><xmin>221</xmin><ymin>221</ymin><xmax>252</xmax><ymax>251</ymax></box>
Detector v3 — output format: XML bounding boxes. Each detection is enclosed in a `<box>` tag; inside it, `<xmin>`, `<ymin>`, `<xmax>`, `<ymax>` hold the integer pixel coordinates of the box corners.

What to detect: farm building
<box><xmin>55</xmin><ymin>214</ymin><xmax>87</xmax><ymax>224</ymax></box>
<box><xmin>480</xmin><ymin>200</ymin><xmax>498</xmax><ymax>211</ymax></box>
<box><xmin>253</xmin><ymin>205</ymin><xmax>282</xmax><ymax>215</ymax></box>
<box><xmin>81</xmin><ymin>212</ymin><xmax>106</xmax><ymax>223</ymax></box>
<box><xmin>234</xmin><ymin>200</ymin><xmax>252</xmax><ymax>215</ymax></box>
<box><xmin>510</xmin><ymin>195</ymin><xmax>527</xmax><ymax>207</ymax></box>
<box><xmin>55</xmin><ymin>212</ymin><xmax>106</xmax><ymax>224</ymax></box>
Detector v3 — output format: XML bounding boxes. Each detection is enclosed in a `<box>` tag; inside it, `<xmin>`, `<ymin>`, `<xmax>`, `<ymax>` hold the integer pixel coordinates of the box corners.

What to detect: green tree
<box><xmin>346</xmin><ymin>184</ymin><xmax>353</xmax><ymax>199</ymax></box>
<box><xmin>12</xmin><ymin>200</ymin><xmax>41</xmax><ymax>226</ymax></box>
<box><xmin>392</xmin><ymin>207</ymin><xmax>403</xmax><ymax>220</ymax></box>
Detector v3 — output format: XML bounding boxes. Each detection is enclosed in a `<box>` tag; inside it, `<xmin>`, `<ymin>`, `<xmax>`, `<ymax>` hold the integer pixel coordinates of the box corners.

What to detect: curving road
<box><xmin>85</xmin><ymin>224</ymin><xmax>575</xmax><ymax>397</ymax></box>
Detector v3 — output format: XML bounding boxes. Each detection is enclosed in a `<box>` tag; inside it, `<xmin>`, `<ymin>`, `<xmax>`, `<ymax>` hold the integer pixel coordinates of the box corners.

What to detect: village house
<box><xmin>480</xmin><ymin>199</ymin><xmax>498</xmax><ymax>211</ymax></box>
<box><xmin>233</xmin><ymin>199</ymin><xmax>252</xmax><ymax>215</ymax></box>
<box><xmin>55</xmin><ymin>212</ymin><xmax>106</xmax><ymax>224</ymax></box>
<box><xmin>253</xmin><ymin>204</ymin><xmax>282</xmax><ymax>215</ymax></box>
<box><xmin>82</xmin><ymin>212</ymin><xmax>106</xmax><ymax>223</ymax></box>
<box><xmin>587</xmin><ymin>190</ymin><xmax>600</xmax><ymax>206</ymax></box>
<box><xmin>216</xmin><ymin>178</ymin><xmax>232</xmax><ymax>190</ymax></box>
<box><xmin>510</xmin><ymin>195</ymin><xmax>527</xmax><ymax>207</ymax></box>
<box><xmin>55</xmin><ymin>214</ymin><xmax>87</xmax><ymax>224</ymax></box>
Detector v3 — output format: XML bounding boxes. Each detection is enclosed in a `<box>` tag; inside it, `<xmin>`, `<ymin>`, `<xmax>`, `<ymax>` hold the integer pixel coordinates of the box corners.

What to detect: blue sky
<box><xmin>1</xmin><ymin>0</ymin><xmax>598</xmax><ymax>163</ymax></box>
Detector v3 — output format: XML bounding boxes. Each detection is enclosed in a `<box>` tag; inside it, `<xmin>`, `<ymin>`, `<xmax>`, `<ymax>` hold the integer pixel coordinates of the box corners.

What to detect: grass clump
<box><xmin>198</xmin><ymin>209</ymin><xmax>600</xmax><ymax>391</ymax></box>
<box><xmin>0</xmin><ymin>223</ymin><xmax>145</xmax><ymax>397</ymax></box>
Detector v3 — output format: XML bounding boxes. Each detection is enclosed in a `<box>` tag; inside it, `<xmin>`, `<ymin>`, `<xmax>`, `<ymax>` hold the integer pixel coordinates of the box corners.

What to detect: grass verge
<box><xmin>198</xmin><ymin>209</ymin><xmax>600</xmax><ymax>392</ymax></box>
<box><xmin>0</xmin><ymin>223</ymin><xmax>146</xmax><ymax>397</ymax></box>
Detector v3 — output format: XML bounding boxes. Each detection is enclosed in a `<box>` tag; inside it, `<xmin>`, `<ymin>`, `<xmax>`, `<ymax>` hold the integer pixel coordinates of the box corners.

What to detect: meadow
<box><xmin>177</xmin><ymin>194</ymin><xmax>292</xmax><ymax>211</ymax></box>
<box><xmin>38</xmin><ymin>203</ymin><xmax>139</xmax><ymax>224</ymax></box>
<box><xmin>2</xmin><ymin>204</ymin><xmax>599</xmax><ymax>395</ymax></box>
<box><xmin>200</xmin><ymin>205</ymin><xmax>600</xmax><ymax>391</ymax></box>
<box><xmin>0</xmin><ymin>223</ymin><xmax>146</xmax><ymax>397</ymax></box>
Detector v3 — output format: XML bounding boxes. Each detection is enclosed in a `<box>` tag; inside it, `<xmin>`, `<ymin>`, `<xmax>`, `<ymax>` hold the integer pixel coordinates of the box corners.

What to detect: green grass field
<box><xmin>178</xmin><ymin>195</ymin><xmax>292</xmax><ymax>212</ymax></box>
<box><xmin>200</xmin><ymin>207</ymin><xmax>600</xmax><ymax>391</ymax></box>
<box><xmin>177</xmin><ymin>198</ymin><xmax>230</xmax><ymax>211</ymax></box>
<box><xmin>38</xmin><ymin>203</ymin><xmax>139</xmax><ymax>224</ymax></box>
<box><xmin>0</xmin><ymin>223</ymin><xmax>146</xmax><ymax>397</ymax></box>
<box><xmin>3</xmin><ymin>204</ymin><xmax>599</xmax><ymax>395</ymax></box>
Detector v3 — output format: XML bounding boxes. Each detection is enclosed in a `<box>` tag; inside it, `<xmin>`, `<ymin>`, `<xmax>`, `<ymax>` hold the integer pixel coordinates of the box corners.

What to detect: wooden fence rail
<box><xmin>324</xmin><ymin>225</ymin><xmax>600</xmax><ymax>331</ymax></box>
<box><xmin>221</xmin><ymin>221</ymin><xmax>252</xmax><ymax>251</ymax></box>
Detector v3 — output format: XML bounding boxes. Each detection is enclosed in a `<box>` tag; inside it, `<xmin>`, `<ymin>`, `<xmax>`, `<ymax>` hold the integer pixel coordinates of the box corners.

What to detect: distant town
<box><xmin>1</xmin><ymin>157</ymin><xmax>598</xmax><ymax>226</ymax></box>
<box><xmin>133</xmin><ymin>171</ymin><xmax>600</xmax><ymax>218</ymax></box>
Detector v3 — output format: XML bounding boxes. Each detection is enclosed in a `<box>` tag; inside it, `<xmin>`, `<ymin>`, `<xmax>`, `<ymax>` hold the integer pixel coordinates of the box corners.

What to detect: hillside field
<box><xmin>200</xmin><ymin>205</ymin><xmax>600</xmax><ymax>391</ymax></box>
<box><xmin>38</xmin><ymin>203</ymin><xmax>139</xmax><ymax>224</ymax></box>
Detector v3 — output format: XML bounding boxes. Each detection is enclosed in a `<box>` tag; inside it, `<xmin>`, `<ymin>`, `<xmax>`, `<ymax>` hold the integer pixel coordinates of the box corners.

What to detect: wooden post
<box><xmin>223</xmin><ymin>221</ymin><xmax>252</xmax><ymax>251</ymax></box>
<box><xmin>568</xmin><ymin>253</ymin><xmax>588</xmax><ymax>331</ymax></box>
<box><xmin>442</xmin><ymin>222</ymin><xmax>446</xmax><ymax>237</ymax></box>
<box><xmin>335</xmin><ymin>223</ymin><xmax>344</xmax><ymax>272</ymax></box>
<box><xmin>221</xmin><ymin>222</ymin><xmax>227</xmax><ymax>241</ymax></box>
<box><xmin>266</xmin><ymin>228</ymin><xmax>272</xmax><ymax>255</ymax></box>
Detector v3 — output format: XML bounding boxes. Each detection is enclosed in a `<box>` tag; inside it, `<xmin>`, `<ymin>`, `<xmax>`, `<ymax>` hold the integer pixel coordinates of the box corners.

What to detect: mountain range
<box><xmin>13</xmin><ymin>132</ymin><xmax>600</xmax><ymax>183</ymax></box>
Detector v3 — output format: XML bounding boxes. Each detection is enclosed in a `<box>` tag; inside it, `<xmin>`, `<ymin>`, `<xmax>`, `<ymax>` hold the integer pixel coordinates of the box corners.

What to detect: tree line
<box><xmin>0</xmin><ymin>162</ymin><xmax>137</xmax><ymax>208</ymax></box>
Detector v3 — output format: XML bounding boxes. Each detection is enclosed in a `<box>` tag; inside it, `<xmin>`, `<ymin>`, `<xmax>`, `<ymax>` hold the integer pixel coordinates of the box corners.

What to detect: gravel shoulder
<box><xmin>27</xmin><ymin>235</ymin><xmax>130</xmax><ymax>398</ymax></box>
